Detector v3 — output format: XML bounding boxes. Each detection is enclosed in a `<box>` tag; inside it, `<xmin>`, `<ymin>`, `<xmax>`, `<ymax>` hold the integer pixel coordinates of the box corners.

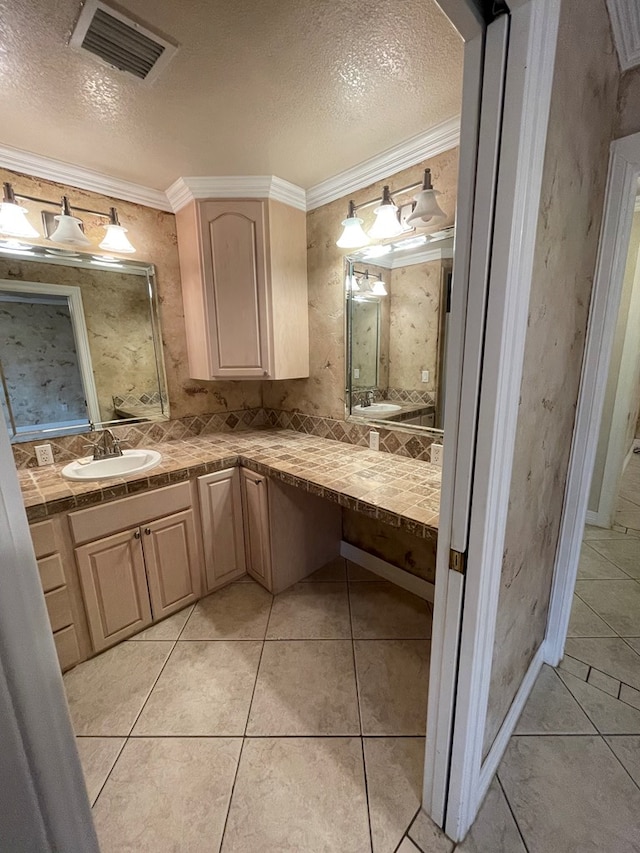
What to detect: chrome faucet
<box><xmin>86</xmin><ymin>428</ymin><xmax>123</xmax><ymax>460</ymax></box>
<box><xmin>361</xmin><ymin>390</ymin><xmax>375</xmax><ymax>407</ymax></box>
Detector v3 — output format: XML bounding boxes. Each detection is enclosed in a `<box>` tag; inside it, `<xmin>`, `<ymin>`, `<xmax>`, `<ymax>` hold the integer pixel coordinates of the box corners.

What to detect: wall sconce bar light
<box><xmin>0</xmin><ymin>182</ymin><xmax>136</xmax><ymax>253</ymax></box>
<box><xmin>349</xmin><ymin>267</ymin><xmax>387</xmax><ymax>296</ymax></box>
<box><xmin>336</xmin><ymin>169</ymin><xmax>446</xmax><ymax>248</ymax></box>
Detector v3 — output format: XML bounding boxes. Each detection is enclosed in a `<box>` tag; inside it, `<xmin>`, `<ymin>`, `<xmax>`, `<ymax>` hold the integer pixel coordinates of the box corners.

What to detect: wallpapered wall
<box><xmin>0</xmin><ymin>168</ymin><xmax>262</xmax><ymax>422</ymax></box>
<box><xmin>262</xmin><ymin>149</ymin><xmax>459</xmax><ymax>419</ymax></box>
<box><xmin>483</xmin><ymin>0</ymin><xmax>621</xmax><ymax>755</ymax></box>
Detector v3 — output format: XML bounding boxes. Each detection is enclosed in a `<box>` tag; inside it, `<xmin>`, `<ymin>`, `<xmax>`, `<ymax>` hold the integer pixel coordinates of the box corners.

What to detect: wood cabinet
<box><xmin>69</xmin><ymin>483</ymin><xmax>202</xmax><ymax>652</ymax></box>
<box><xmin>198</xmin><ymin>468</ymin><xmax>246</xmax><ymax>591</ymax></box>
<box><xmin>240</xmin><ymin>468</ymin><xmax>273</xmax><ymax>589</ymax></box>
<box><xmin>176</xmin><ymin>197</ymin><xmax>309</xmax><ymax>381</ymax></box>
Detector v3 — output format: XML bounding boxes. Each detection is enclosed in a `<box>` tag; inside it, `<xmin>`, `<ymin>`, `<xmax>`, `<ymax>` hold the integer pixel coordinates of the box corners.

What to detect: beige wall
<box><xmin>0</xmin><ymin>168</ymin><xmax>262</xmax><ymax>421</ymax></box>
<box><xmin>616</xmin><ymin>67</ymin><xmax>640</xmax><ymax>139</ymax></box>
<box><xmin>483</xmin><ymin>0</ymin><xmax>620</xmax><ymax>755</ymax></box>
<box><xmin>262</xmin><ymin>149</ymin><xmax>459</xmax><ymax>418</ymax></box>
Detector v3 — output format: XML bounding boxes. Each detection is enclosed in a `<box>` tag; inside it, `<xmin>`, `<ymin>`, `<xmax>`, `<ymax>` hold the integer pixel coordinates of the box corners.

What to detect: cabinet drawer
<box><xmin>53</xmin><ymin>625</ymin><xmax>81</xmax><ymax>672</ymax></box>
<box><xmin>45</xmin><ymin>586</ymin><xmax>74</xmax><ymax>633</ymax></box>
<box><xmin>69</xmin><ymin>482</ymin><xmax>193</xmax><ymax>545</ymax></box>
<box><xmin>38</xmin><ymin>553</ymin><xmax>66</xmax><ymax>593</ymax></box>
<box><xmin>30</xmin><ymin>519</ymin><xmax>57</xmax><ymax>559</ymax></box>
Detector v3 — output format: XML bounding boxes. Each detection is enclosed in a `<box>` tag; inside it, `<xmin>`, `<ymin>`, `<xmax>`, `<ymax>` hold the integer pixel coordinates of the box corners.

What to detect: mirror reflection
<box><xmin>346</xmin><ymin>234</ymin><xmax>453</xmax><ymax>431</ymax></box>
<box><xmin>0</xmin><ymin>247</ymin><xmax>168</xmax><ymax>442</ymax></box>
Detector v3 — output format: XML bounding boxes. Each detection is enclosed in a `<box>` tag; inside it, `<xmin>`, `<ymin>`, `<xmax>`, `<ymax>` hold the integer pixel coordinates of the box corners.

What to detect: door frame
<box><xmin>545</xmin><ymin>133</ymin><xmax>640</xmax><ymax>666</ymax></box>
<box><xmin>426</xmin><ymin>0</ymin><xmax>561</xmax><ymax>841</ymax></box>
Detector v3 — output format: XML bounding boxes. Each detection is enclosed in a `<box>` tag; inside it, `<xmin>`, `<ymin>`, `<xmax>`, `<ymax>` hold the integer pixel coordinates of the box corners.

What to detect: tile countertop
<box><xmin>18</xmin><ymin>429</ymin><xmax>441</xmax><ymax>538</ymax></box>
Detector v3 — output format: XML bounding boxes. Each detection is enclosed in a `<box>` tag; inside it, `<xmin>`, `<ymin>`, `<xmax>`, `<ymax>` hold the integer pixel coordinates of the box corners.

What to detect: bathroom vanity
<box><xmin>21</xmin><ymin>430</ymin><xmax>440</xmax><ymax>672</ymax></box>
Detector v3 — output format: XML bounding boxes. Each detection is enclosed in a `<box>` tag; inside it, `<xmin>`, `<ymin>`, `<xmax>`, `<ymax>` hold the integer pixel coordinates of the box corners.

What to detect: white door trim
<box><xmin>444</xmin><ymin>0</ymin><xmax>561</xmax><ymax>840</ymax></box>
<box><xmin>545</xmin><ymin>132</ymin><xmax>640</xmax><ymax>666</ymax></box>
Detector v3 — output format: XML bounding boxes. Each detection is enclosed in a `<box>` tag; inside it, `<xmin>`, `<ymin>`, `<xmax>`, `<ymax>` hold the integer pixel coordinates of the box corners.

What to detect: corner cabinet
<box><xmin>176</xmin><ymin>198</ymin><xmax>309</xmax><ymax>380</ymax></box>
<box><xmin>240</xmin><ymin>468</ymin><xmax>273</xmax><ymax>589</ymax></box>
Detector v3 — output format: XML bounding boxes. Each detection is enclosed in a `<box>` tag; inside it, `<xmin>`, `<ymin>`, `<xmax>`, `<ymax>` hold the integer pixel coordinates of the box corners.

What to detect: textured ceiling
<box><xmin>0</xmin><ymin>0</ymin><xmax>463</xmax><ymax>190</ymax></box>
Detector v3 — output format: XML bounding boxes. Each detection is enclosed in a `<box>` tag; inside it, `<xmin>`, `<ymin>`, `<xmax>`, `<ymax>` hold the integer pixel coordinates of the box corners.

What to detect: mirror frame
<box><xmin>0</xmin><ymin>243</ymin><xmax>169</xmax><ymax>442</ymax></box>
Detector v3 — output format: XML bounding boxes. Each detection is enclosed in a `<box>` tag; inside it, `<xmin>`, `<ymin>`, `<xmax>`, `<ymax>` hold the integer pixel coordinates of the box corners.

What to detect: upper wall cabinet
<box><xmin>176</xmin><ymin>198</ymin><xmax>309</xmax><ymax>380</ymax></box>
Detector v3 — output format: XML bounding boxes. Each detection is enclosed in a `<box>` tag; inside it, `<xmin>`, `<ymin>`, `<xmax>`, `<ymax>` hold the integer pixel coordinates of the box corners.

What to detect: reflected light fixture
<box><xmin>371</xmin><ymin>280</ymin><xmax>388</xmax><ymax>296</ymax></box>
<box><xmin>0</xmin><ymin>182</ymin><xmax>137</xmax><ymax>254</ymax></box>
<box><xmin>49</xmin><ymin>196</ymin><xmax>91</xmax><ymax>246</ymax></box>
<box><xmin>345</xmin><ymin>271</ymin><xmax>360</xmax><ymax>292</ymax></box>
<box><xmin>99</xmin><ymin>207</ymin><xmax>136</xmax><ymax>253</ymax></box>
<box><xmin>0</xmin><ymin>182</ymin><xmax>39</xmax><ymax>239</ymax></box>
<box><xmin>336</xmin><ymin>201</ymin><xmax>370</xmax><ymax>249</ymax></box>
<box><xmin>406</xmin><ymin>169</ymin><xmax>446</xmax><ymax>227</ymax></box>
<box><xmin>369</xmin><ymin>186</ymin><xmax>404</xmax><ymax>240</ymax></box>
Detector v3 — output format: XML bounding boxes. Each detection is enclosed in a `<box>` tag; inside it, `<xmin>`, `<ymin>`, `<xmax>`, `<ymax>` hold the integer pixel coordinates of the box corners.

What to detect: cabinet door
<box><xmin>240</xmin><ymin>469</ymin><xmax>272</xmax><ymax>590</ymax></box>
<box><xmin>76</xmin><ymin>528</ymin><xmax>152</xmax><ymax>652</ymax></box>
<box><xmin>198</xmin><ymin>469</ymin><xmax>247</xmax><ymax>591</ymax></box>
<box><xmin>143</xmin><ymin>509</ymin><xmax>200</xmax><ymax>620</ymax></box>
<box><xmin>199</xmin><ymin>200</ymin><xmax>271</xmax><ymax>379</ymax></box>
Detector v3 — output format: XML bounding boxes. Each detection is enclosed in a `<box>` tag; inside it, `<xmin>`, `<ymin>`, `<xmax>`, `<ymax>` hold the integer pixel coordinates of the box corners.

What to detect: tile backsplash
<box><xmin>12</xmin><ymin>407</ymin><xmax>439</xmax><ymax>468</ymax></box>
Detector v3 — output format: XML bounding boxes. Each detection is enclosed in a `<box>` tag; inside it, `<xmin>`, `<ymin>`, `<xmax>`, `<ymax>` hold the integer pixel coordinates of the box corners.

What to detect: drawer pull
<box><xmin>144</xmin><ymin>527</ymin><xmax>151</xmax><ymax>535</ymax></box>
<box><xmin>134</xmin><ymin>530</ymin><xmax>141</xmax><ymax>539</ymax></box>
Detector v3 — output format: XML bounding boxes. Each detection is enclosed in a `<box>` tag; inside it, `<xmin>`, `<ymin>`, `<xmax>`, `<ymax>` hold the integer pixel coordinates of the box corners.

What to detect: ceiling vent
<box><xmin>70</xmin><ymin>0</ymin><xmax>178</xmax><ymax>83</ymax></box>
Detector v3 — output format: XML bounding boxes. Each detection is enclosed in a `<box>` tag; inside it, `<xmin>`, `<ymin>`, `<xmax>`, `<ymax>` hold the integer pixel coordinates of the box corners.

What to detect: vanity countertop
<box><xmin>18</xmin><ymin>429</ymin><xmax>441</xmax><ymax>538</ymax></box>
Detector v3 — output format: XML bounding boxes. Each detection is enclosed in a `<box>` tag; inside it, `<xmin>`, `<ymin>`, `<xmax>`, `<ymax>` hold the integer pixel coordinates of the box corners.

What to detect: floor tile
<box><xmin>300</xmin><ymin>556</ymin><xmax>347</xmax><ymax>582</ymax></box>
<box><xmin>75</xmin><ymin>737</ymin><xmax>125</xmax><ymax>806</ymax></box>
<box><xmin>575</xmin><ymin>580</ymin><xmax>640</xmax><ymax>637</ymax></box>
<box><xmin>558</xmin><ymin>670</ymin><xmax>640</xmax><ymax>734</ymax></box>
<box><xmin>498</xmin><ymin>735</ymin><xmax>640</xmax><ymax>853</ymax></box>
<box><xmin>587</xmin><ymin>668</ymin><xmax>620</xmax><ymax>697</ymax></box>
<box><xmin>63</xmin><ymin>641</ymin><xmax>173</xmax><ymax>736</ymax></box>
<box><xmin>347</xmin><ymin>561</ymin><xmax>390</xmax><ymax>582</ymax></box>
<box><xmin>129</xmin><ymin>605</ymin><xmax>194</xmax><ymax>641</ymax></box>
<box><xmin>567</xmin><ymin>594</ymin><xmax>616</xmax><ymax>637</ymax></box>
<box><xmin>587</xmin><ymin>538</ymin><xmax>640</xmax><ymax>579</ymax></box>
<box><xmin>457</xmin><ymin>777</ymin><xmax>525</xmax><ymax>853</ymax></box>
<box><xmin>363</xmin><ymin>737</ymin><xmax>425</xmax><ymax>853</ymax></box>
<box><xmin>626</xmin><ymin>637</ymin><xmax>640</xmax><ymax>654</ymax></box>
<box><xmin>246</xmin><ymin>640</ymin><xmax>360</xmax><ymax>735</ymax></box>
<box><xmin>557</xmin><ymin>654</ymin><xmax>590</xmax><ymax>680</ymax></box>
<box><xmin>265</xmin><ymin>582</ymin><xmax>351</xmax><ymax>639</ymax></box>
<box><xmin>604</xmin><ymin>735</ymin><xmax>640</xmax><ymax>786</ymax></box>
<box><xmin>583</xmin><ymin>524</ymin><xmax>632</xmax><ymax>541</ymax></box>
<box><xmin>620</xmin><ymin>683</ymin><xmax>640</xmax><ymax>710</ymax></box>
<box><xmin>132</xmin><ymin>641</ymin><xmax>262</xmax><ymax>736</ymax></box>
<box><xmin>577</xmin><ymin>544</ymin><xmax>629</xmax><ymax>579</ymax></box>
<box><xmin>93</xmin><ymin>737</ymin><xmax>241</xmax><ymax>853</ymax></box>
<box><xmin>355</xmin><ymin>640</ymin><xmax>430</xmax><ymax>735</ymax></box>
<box><xmin>408</xmin><ymin>809</ymin><xmax>454</xmax><ymax>853</ymax></box>
<box><xmin>350</xmin><ymin>583</ymin><xmax>432</xmax><ymax>639</ymax></box>
<box><xmin>181</xmin><ymin>583</ymin><xmax>272</xmax><ymax>640</ymax></box>
<box><xmin>615</xmin><ymin>506</ymin><xmax>640</xmax><ymax>531</ymax></box>
<box><xmin>397</xmin><ymin>840</ymin><xmax>422</xmax><ymax>853</ymax></box>
<box><xmin>221</xmin><ymin>738</ymin><xmax>370</xmax><ymax>852</ymax></box>
<box><xmin>514</xmin><ymin>665</ymin><xmax>595</xmax><ymax>735</ymax></box>
<box><xmin>564</xmin><ymin>637</ymin><xmax>640</xmax><ymax>690</ymax></box>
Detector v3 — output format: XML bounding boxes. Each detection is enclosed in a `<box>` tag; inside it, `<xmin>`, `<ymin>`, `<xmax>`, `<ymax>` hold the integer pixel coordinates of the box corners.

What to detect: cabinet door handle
<box><xmin>133</xmin><ymin>530</ymin><xmax>141</xmax><ymax>540</ymax></box>
<box><xmin>144</xmin><ymin>527</ymin><xmax>151</xmax><ymax>536</ymax></box>
<box><xmin>255</xmin><ymin>479</ymin><xmax>263</xmax><ymax>485</ymax></box>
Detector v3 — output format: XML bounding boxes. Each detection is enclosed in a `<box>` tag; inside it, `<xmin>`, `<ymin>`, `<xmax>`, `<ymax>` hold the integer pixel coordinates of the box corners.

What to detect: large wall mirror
<box><xmin>0</xmin><ymin>245</ymin><xmax>168</xmax><ymax>443</ymax></box>
<box><xmin>345</xmin><ymin>232</ymin><xmax>453</xmax><ymax>433</ymax></box>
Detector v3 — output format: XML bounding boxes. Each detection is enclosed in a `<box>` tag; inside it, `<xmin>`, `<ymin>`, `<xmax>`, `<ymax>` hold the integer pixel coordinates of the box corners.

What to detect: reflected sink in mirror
<box><xmin>353</xmin><ymin>402</ymin><xmax>402</xmax><ymax>415</ymax></box>
<box><xmin>61</xmin><ymin>449</ymin><xmax>162</xmax><ymax>481</ymax></box>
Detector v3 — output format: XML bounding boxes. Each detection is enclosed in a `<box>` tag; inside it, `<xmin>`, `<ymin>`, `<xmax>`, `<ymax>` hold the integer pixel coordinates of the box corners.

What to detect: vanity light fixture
<box><xmin>351</xmin><ymin>268</ymin><xmax>386</xmax><ymax>297</ymax></box>
<box><xmin>369</xmin><ymin>186</ymin><xmax>405</xmax><ymax>240</ymax></box>
<box><xmin>371</xmin><ymin>279</ymin><xmax>388</xmax><ymax>296</ymax></box>
<box><xmin>345</xmin><ymin>271</ymin><xmax>360</xmax><ymax>292</ymax></box>
<box><xmin>406</xmin><ymin>169</ymin><xmax>446</xmax><ymax>226</ymax></box>
<box><xmin>0</xmin><ymin>182</ymin><xmax>137</xmax><ymax>254</ymax></box>
<box><xmin>336</xmin><ymin>201</ymin><xmax>370</xmax><ymax>249</ymax></box>
<box><xmin>0</xmin><ymin>183</ymin><xmax>39</xmax><ymax>239</ymax></box>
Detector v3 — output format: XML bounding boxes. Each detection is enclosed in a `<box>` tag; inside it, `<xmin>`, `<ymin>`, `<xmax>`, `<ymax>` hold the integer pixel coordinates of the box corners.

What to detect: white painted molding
<box><xmin>0</xmin><ymin>143</ymin><xmax>171</xmax><ymax>211</ymax></box>
<box><xmin>606</xmin><ymin>0</ymin><xmax>640</xmax><ymax>72</ymax></box>
<box><xmin>363</xmin><ymin>241</ymin><xmax>455</xmax><ymax>270</ymax></box>
<box><xmin>585</xmin><ymin>509</ymin><xmax>605</xmax><ymax>527</ymax></box>
<box><xmin>477</xmin><ymin>642</ymin><xmax>546</xmax><ymax>799</ymax></box>
<box><xmin>545</xmin><ymin>133</ymin><xmax>640</xmax><ymax>667</ymax></box>
<box><xmin>339</xmin><ymin>541</ymin><xmax>435</xmax><ymax>602</ymax></box>
<box><xmin>165</xmin><ymin>175</ymin><xmax>307</xmax><ymax>212</ymax></box>
<box><xmin>305</xmin><ymin>116</ymin><xmax>461</xmax><ymax>211</ymax></box>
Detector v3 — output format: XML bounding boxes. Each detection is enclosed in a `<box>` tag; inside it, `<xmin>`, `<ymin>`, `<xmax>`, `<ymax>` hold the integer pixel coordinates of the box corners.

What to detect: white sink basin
<box><xmin>353</xmin><ymin>402</ymin><xmax>402</xmax><ymax>415</ymax></box>
<box><xmin>61</xmin><ymin>449</ymin><xmax>162</xmax><ymax>481</ymax></box>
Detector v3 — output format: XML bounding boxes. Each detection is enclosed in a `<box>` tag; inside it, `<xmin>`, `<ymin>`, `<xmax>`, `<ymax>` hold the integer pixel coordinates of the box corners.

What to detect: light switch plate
<box><xmin>421</xmin><ymin>370</ymin><xmax>430</xmax><ymax>383</ymax></box>
<box><xmin>353</xmin><ymin>368</ymin><xmax>360</xmax><ymax>379</ymax></box>
<box><xmin>369</xmin><ymin>431</ymin><xmax>380</xmax><ymax>451</ymax></box>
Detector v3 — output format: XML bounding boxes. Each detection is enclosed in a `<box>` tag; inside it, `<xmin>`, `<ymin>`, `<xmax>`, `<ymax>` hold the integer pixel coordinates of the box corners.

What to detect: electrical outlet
<box><xmin>430</xmin><ymin>443</ymin><xmax>443</xmax><ymax>466</ymax></box>
<box><xmin>353</xmin><ymin>368</ymin><xmax>360</xmax><ymax>379</ymax></box>
<box><xmin>35</xmin><ymin>444</ymin><xmax>54</xmax><ymax>466</ymax></box>
<box><xmin>421</xmin><ymin>370</ymin><xmax>430</xmax><ymax>383</ymax></box>
<box><xmin>369</xmin><ymin>430</ymin><xmax>380</xmax><ymax>451</ymax></box>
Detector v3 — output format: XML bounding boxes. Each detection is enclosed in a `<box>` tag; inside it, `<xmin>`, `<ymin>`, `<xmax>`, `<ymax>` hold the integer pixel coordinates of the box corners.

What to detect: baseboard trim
<box><xmin>476</xmin><ymin>642</ymin><xmax>546</xmax><ymax>807</ymax></box>
<box><xmin>339</xmin><ymin>541</ymin><xmax>434</xmax><ymax>602</ymax></box>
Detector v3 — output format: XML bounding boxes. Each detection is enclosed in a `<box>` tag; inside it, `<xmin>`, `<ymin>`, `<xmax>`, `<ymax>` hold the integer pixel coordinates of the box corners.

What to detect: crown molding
<box><xmin>165</xmin><ymin>175</ymin><xmax>307</xmax><ymax>212</ymax></box>
<box><xmin>0</xmin><ymin>143</ymin><xmax>172</xmax><ymax>211</ymax></box>
<box><xmin>606</xmin><ymin>0</ymin><xmax>640</xmax><ymax>71</ymax></box>
<box><xmin>305</xmin><ymin>115</ymin><xmax>461</xmax><ymax>211</ymax></box>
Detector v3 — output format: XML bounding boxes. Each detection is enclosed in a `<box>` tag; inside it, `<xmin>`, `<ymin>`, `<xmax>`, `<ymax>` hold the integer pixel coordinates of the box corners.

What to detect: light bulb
<box><xmin>337</xmin><ymin>200</ymin><xmax>370</xmax><ymax>249</ymax></box>
<box><xmin>372</xmin><ymin>280</ymin><xmax>387</xmax><ymax>296</ymax></box>
<box><xmin>49</xmin><ymin>214</ymin><xmax>91</xmax><ymax>246</ymax></box>
<box><xmin>99</xmin><ymin>223</ymin><xmax>136</xmax><ymax>254</ymax></box>
<box><xmin>0</xmin><ymin>201</ymin><xmax>39</xmax><ymax>239</ymax></box>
